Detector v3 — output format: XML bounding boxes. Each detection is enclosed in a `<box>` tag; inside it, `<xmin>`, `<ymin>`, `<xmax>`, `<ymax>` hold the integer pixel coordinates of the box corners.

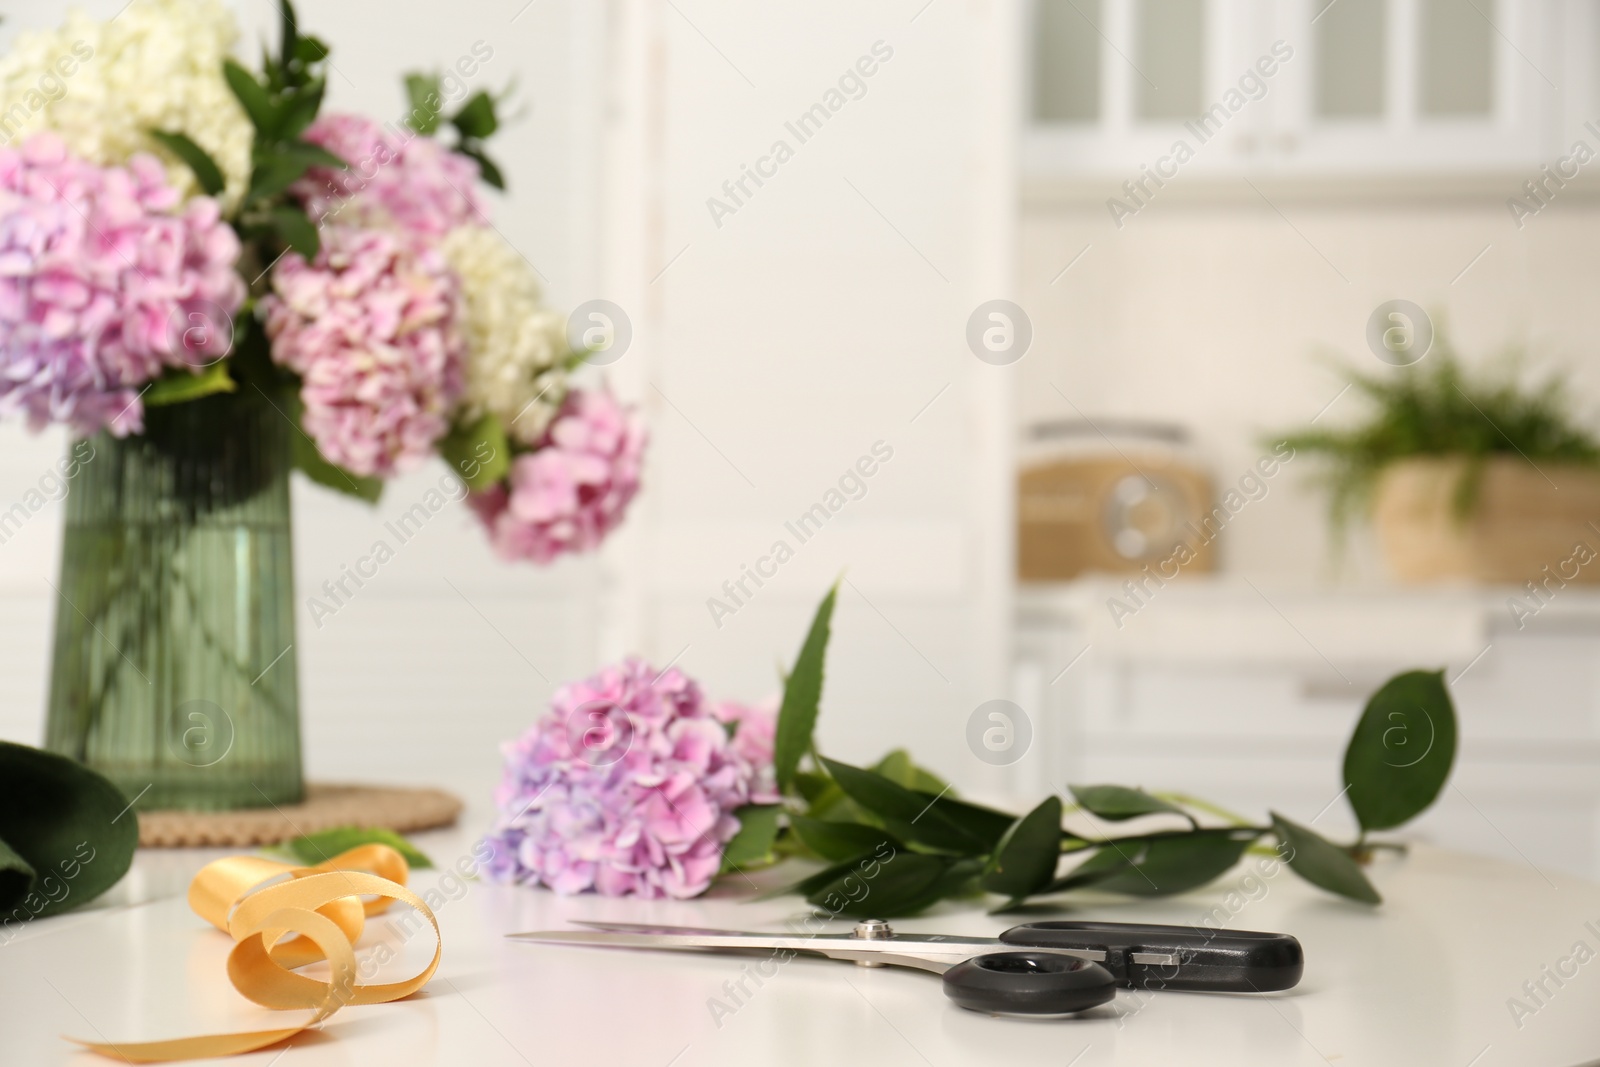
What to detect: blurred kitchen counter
<box><xmin>1014</xmin><ymin>577</ymin><xmax>1600</xmax><ymax>880</ymax></box>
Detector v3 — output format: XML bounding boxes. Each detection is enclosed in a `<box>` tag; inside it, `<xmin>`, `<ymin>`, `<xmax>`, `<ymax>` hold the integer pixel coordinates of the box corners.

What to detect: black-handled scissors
<box><xmin>508</xmin><ymin>919</ymin><xmax>1303</xmax><ymax>1016</ymax></box>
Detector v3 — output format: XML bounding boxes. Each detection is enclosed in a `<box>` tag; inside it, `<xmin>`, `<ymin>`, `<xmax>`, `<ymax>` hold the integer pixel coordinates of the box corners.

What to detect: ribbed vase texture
<box><xmin>44</xmin><ymin>388</ymin><xmax>303</xmax><ymax>811</ymax></box>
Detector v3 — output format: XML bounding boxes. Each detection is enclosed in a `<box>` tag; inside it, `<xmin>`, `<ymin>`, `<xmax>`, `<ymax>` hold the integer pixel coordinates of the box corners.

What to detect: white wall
<box><xmin>597</xmin><ymin>0</ymin><xmax>1018</xmax><ymax>786</ymax></box>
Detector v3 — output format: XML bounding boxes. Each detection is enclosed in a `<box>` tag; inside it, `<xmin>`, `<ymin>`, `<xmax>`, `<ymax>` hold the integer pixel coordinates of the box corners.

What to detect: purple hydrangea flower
<box><xmin>483</xmin><ymin>659</ymin><xmax>776</xmax><ymax>899</ymax></box>
<box><xmin>0</xmin><ymin>134</ymin><xmax>243</xmax><ymax>435</ymax></box>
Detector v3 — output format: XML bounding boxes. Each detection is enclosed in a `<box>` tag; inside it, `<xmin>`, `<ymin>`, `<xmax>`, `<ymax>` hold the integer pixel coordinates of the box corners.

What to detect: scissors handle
<box><xmin>998</xmin><ymin>921</ymin><xmax>1304</xmax><ymax>993</ymax></box>
<box><xmin>941</xmin><ymin>952</ymin><xmax>1117</xmax><ymax>1015</ymax></box>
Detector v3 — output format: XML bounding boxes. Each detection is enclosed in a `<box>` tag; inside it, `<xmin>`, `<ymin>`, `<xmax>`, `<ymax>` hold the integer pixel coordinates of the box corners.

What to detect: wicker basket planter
<box><xmin>1372</xmin><ymin>456</ymin><xmax>1600</xmax><ymax>584</ymax></box>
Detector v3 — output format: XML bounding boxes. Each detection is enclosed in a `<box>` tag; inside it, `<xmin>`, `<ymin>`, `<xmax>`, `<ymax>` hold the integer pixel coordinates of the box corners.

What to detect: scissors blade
<box><xmin>506</xmin><ymin>929</ymin><xmax>848</xmax><ymax>952</ymax></box>
<box><xmin>505</xmin><ymin>927</ymin><xmax>972</xmax><ymax>979</ymax></box>
<box><xmin>554</xmin><ymin>921</ymin><xmax>1014</xmax><ymax>953</ymax></box>
<box><xmin>567</xmin><ymin>920</ymin><xmax>765</xmax><ymax>938</ymax></box>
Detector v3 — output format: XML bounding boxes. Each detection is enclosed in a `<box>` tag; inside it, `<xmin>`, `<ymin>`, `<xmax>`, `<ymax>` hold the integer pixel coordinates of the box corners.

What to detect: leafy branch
<box><xmin>402</xmin><ymin>72</ymin><xmax>511</xmax><ymax>190</ymax></box>
<box><xmin>227</xmin><ymin>5</ymin><xmax>343</xmax><ymax>262</ymax></box>
<box><xmin>721</xmin><ymin>586</ymin><xmax>1458</xmax><ymax>917</ymax></box>
<box><xmin>150</xmin><ymin>1</ymin><xmax>340</xmax><ymax>265</ymax></box>
<box><xmin>152</xmin><ymin>1</ymin><xmax>381</xmax><ymax>504</ymax></box>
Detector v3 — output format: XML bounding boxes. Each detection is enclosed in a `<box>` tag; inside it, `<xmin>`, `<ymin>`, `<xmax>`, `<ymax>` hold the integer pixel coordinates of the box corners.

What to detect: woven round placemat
<box><xmin>137</xmin><ymin>783</ymin><xmax>464</xmax><ymax>848</ymax></box>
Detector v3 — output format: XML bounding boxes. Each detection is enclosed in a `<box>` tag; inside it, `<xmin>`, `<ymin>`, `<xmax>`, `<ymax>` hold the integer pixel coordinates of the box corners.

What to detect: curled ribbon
<box><xmin>71</xmin><ymin>844</ymin><xmax>440</xmax><ymax>1063</ymax></box>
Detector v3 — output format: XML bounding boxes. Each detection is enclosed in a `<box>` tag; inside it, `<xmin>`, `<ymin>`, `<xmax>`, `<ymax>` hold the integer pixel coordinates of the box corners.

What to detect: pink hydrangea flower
<box><xmin>483</xmin><ymin>659</ymin><xmax>773</xmax><ymax>899</ymax></box>
<box><xmin>469</xmin><ymin>387</ymin><xmax>646</xmax><ymax>563</ymax></box>
<box><xmin>264</xmin><ymin>226</ymin><xmax>465</xmax><ymax>477</ymax></box>
<box><xmin>0</xmin><ymin>134</ymin><xmax>242</xmax><ymax>435</ymax></box>
<box><xmin>291</xmin><ymin>112</ymin><xmax>484</xmax><ymax>236</ymax></box>
<box><xmin>713</xmin><ymin>696</ymin><xmax>779</xmax><ymax>803</ymax></box>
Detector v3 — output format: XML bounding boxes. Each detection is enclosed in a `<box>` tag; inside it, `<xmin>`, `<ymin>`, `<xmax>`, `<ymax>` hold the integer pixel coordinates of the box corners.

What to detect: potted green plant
<box><xmin>1275</xmin><ymin>340</ymin><xmax>1600</xmax><ymax>583</ymax></box>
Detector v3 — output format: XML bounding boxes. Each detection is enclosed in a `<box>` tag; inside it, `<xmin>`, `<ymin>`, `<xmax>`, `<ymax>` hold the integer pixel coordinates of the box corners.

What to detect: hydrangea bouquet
<box><xmin>4</xmin><ymin>1</ymin><xmax>644</xmax><ymax>810</ymax></box>
<box><xmin>0</xmin><ymin>0</ymin><xmax>644</xmax><ymax>554</ymax></box>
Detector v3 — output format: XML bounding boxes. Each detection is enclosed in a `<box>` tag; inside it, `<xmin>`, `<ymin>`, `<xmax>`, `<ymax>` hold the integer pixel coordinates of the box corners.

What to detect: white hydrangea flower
<box><xmin>0</xmin><ymin>0</ymin><xmax>253</xmax><ymax>208</ymax></box>
<box><xmin>441</xmin><ymin>225</ymin><xmax>572</xmax><ymax>445</ymax></box>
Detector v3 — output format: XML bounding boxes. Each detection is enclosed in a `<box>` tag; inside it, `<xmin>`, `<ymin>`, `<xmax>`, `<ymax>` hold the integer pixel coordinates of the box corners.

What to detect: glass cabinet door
<box><xmin>1135</xmin><ymin>0</ymin><xmax>1207</xmax><ymax>121</ymax></box>
<box><xmin>1033</xmin><ymin>0</ymin><xmax>1104</xmax><ymax>122</ymax></box>
<box><xmin>1026</xmin><ymin>0</ymin><xmax>1569</xmax><ymax>179</ymax></box>
<box><xmin>1026</xmin><ymin>0</ymin><xmax>1267</xmax><ymax>176</ymax></box>
<box><xmin>1282</xmin><ymin>0</ymin><xmax>1540</xmax><ymax>173</ymax></box>
<box><xmin>1417</xmin><ymin>0</ymin><xmax>1495</xmax><ymax>117</ymax></box>
<box><xmin>1314</xmin><ymin>0</ymin><xmax>1387</xmax><ymax>119</ymax></box>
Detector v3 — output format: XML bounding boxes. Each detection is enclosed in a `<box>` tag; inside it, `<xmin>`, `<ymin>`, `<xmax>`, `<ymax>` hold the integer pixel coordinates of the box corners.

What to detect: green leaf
<box><xmin>928</xmin><ymin>856</ymin><xmax>986</xmax><ymax>906</ymax></box>
<box><xmin>283</xmin><ymin>140</ymin><xmax>348</xmax><ymax>170</ymax></box>
<box><xmin>268</xmin><ymin>205</ymin><xmax>319</xmax><ymax>259</ymax></box>
<box><xmin>792</xmin><ymin>771</ymin><xmax>870</xmax><ymax>825</ymax></box>
<box><xmin>451</xmin><ymin>90</ymin><xmax>499</xmax><ymax>139</ymax></box>
<box><xmin>775</xmin><ymin>850</ymin><xmax>980</xmax><ymax>919</ymax></box>
<box><xmin>805</xmin><ymin>852</ymin><xmax>951</xmax><ymax>918</ymax></box>
<box><xmin>294</xmin><ymin>35</ymin><xmax>329</xmax><ymax>67</ymax></box>
<box><xmin>458</xmin><ymin>144</ymin><xmax>505</xmax><ymax>190</ymax></box>
<box><xmin>438</xmin><ymin>414</ymin><xmax>510</xmax><ymax>492</ymax></box>
<box><xmin>794</xmin><ymin>770</ymin><xmax>838</xmax><ymax>808</ymax></box>
<box><xmin>981</xmin><ymin>796</ymin><xmax>1063</xmax><ymax>899</ymax></box>
<box><xmin>0</xmin><ymin>741</ymin><xmax>139</xmax><ymax>920</ymax></box>
<box><xmin>1090</xmin><ymin>831</ymin><xmax>1254</xmax><ymax>896</ymax></box>
<box><xmin>248</xmin><ymin>141</ymin><xmax>345</xmax><ymax>204</ymax></box>
<box><xmin>873</xmin><ymin>749</ymin><xmax>946</xmax><ymax>793</ymax></box>
<box><xmin>294</xmin><ymin>438</ymin><xmax>382</xmax><ymax>503</ymax></box>
<box><xmin>404</xmin><ymin>73</ymin><xmax>443</xmax><ymax>134</ymax></box>
<box><xmin>819</xmin><ymin>757</ymin><xmax>986</xmax><ymax>855</ymax></box>
<box><xmin>910</xmin><ymin>793</ymin><xmax>1019</xmax><ymax>852</ymax></box>
<box><xmin>285</xmin><ymin>391</ymin><xmax>382</xmax><ymax>504</ymax></box>
<box><xmin>147</xmin><ymin>130</ymin><xmax>225</xmax><ymax>196</ymax></box>
<box><xmin>1271</xmin><ymin>812</ymin><xmax>1381</xmax><ymax>904</ymax></box>
<box><xmin>872</xmin><ymin>749</ymin><xmax>916</xmax><ymax>787</ymax></box>
<box><xmin>1070</xmin><ymin>784</ymin><xmax>1194</xmax><ymax>825</ymax></box>
<box><xmin>249</xmin><ymin>153</ymin><xmax>311</xmax><ymax>203</ymax></box>
<box><xmin>278</xmin><ymin>0</ymin><xmax>299</xmax><ymax>73</ymax></box>
<box><xmin>0</xmin><ymin>835</ymin><xmax>36</xmax><ymax>911</ymax></box>
<box><xmin>773</xmin><ymin>584</ymin><xmax>837</xmax><ymax>792</ymax></box>
<box><xmin>895</xmin><ymin>855</ymin><xmax>987</xmax><ymax>917</ymax></box>
<box><xmin>278</xmin><ymin>78</ymin><xmax>325</xmax><ymax>140</ymax></box>
<box><xmin>1045</xmin><ymin>844</ymin><xmax>1135</xmax><ymax>893</ymax></box>
<box><xmin>144</xmin><ymin>363</ymin><xmax>236</xmax><ymax>407</ymax></box>
<box><xmin>284</xmin><ymin>826</ymin><xmax>433</xmax><ymax>870</ymax></box>
<box><xmin>261</xmin><ymin>42</ymin><xmax>283</xmax><ymax>94</ymax></box>
<box><xmin>224</xmin><ymin>59</ymin><xmax>281</xmax><ymax>136</ymax></box>
<box><xmin>788</xmin><ymin>816</ymin><xmax>901</xmax><ymax>863</ymax></box>
<box><xmin>757</xmin><ymin>854</ymin><xmax>866</xmax><ymax>901</ymax></box>
<box><xmin>720</xmin><ymin>804</ymin><xmax>781</xmax><ymax>873</ymax></box>
<box><xmin>1342</xmin><ymin>669</ymin><xmax>1456</xmax><ymax>832</ymax></box>
<box><xmin>1043</xmin><ymin>830</ymin><xmax>1256</xmax><ymax>898</ymax></box>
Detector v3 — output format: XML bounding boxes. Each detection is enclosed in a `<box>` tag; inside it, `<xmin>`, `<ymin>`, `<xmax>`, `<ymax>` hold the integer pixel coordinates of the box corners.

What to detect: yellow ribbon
<box><xmin>71</xmin><ymin>844</ymin><xmax>440</xmax><ymax>1063</ymax></box>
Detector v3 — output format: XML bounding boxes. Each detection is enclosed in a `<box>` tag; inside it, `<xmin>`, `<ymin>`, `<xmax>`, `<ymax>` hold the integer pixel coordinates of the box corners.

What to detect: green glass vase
<box><xmin>44</xmin><ymin>387</ymin><xmax>304</xmax><ymax>811</ymax></box>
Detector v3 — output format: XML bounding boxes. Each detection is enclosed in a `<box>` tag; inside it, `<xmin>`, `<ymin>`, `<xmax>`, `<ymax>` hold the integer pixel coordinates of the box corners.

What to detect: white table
<box><xmin>3</xmin><ymin>808</ymin><xmax>1597</xmax><ymax>1067</ymax></box>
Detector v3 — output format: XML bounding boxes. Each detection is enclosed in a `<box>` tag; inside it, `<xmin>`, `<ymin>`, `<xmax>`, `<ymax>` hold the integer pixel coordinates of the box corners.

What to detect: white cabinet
<box><xmin>1013</xmin><ymin>579</ymin><xmax>1600</xmax><ymax>880</ymax></box>
<box><xmin>1025</xmin><ymin>0</ymin><xmax>1595</xmax><ymax>179</ymax></box>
